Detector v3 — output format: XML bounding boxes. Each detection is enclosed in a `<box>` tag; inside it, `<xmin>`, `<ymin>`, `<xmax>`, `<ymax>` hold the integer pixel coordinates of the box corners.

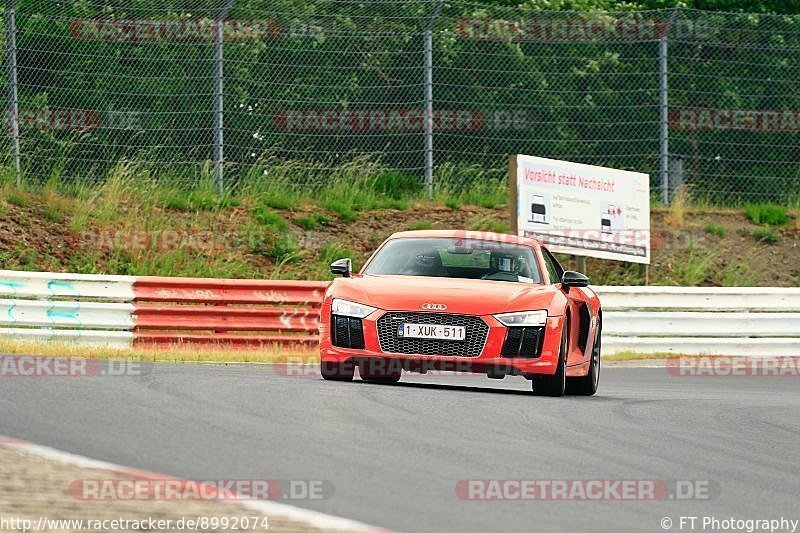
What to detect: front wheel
<box><xmin>566</xmin><ymin>318</ymin><xmax>601</xmax><ymax>396</ymax></box>
<box><xmin>321</xmin><ymin>360</ymin><xmax>355</xmax><ymax>381</ymax></box>
<box><xmin>532</xmin><ymin>318</ymin><xmax>567</xmax><ymax>397</ymax></box>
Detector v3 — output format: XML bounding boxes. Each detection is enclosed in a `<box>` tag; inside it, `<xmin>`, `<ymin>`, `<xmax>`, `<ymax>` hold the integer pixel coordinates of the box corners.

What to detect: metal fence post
<box><xmin>424</xmin><ymin>0</ymin><xmax>445</xmax><ymax>200</ymax></box>
<box><xmin>5</xmin><ymin>0</ymin><xmax>21</xmax><ymax>185</ymax></box>
<box><xmin>213</xmin><ymin>0</ymin><xmax>235</xmax><ymax>195</ymax></box>
<box><xmin>659</xmin><ymin>9</ymin><xmax>678</xmax><ymax>205</ymax></box>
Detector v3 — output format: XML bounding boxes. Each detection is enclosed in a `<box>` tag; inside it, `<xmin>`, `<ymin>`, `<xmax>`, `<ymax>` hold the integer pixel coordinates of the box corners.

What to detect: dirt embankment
<box><xmin>1</xmin><ymin>195</ymin><xmax>798</xmax><ymax>286</ymax></box>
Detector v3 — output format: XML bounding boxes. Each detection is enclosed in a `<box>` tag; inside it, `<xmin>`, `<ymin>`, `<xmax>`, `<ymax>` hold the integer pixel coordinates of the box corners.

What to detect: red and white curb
<box><xmin>0</xmin><ymin>436</ymin><xmax>391</xmax><ymax>533</ymax></box>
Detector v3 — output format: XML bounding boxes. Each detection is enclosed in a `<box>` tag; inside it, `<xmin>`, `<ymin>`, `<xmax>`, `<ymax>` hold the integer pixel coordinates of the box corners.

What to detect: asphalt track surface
<box><xmin>1</xmin><ymin>363</ymin><xmax>799</xmax><ymax>533</ymax></box>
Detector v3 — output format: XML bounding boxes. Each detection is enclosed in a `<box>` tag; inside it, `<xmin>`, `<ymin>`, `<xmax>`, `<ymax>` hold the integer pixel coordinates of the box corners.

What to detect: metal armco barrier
<box><xmin>0</xmin><ymin>271</ymin><xmax>135</xmax><ymax>348</ymax></box>
<box><xmin>0</xmin><ymin>270</ymin><xmax>325</xmax><ymax>351</ymax></box>
<box><xmin>599</xmin><ymin>286</ymin><xmax>800</xmax><ymax>356</ymax></box>
<box><xmin>1</xmin><ymin>270</ymin><xmax>799</xmax><ymax>355</ymax></box>
<box><xmin>132</xmin><ymin>277</ymin><xmax>326</xmax><ymax>349</ymax></box>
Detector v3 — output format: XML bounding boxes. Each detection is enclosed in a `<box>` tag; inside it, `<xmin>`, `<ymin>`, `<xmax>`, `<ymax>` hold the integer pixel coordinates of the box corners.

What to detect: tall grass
<box><xmin>744</xmin><ymin>204</ymin><xmax>789</xmax><ymax>226</ymax></box>
<box><xmin>664</xmin><ymin>185</ymin><xmax>688</xmax><ymax>227</ymax></box>
<box><xmin>433</xmin><ymin>162</ymin><xmax>507</xmax><ymax>209</ymax></box>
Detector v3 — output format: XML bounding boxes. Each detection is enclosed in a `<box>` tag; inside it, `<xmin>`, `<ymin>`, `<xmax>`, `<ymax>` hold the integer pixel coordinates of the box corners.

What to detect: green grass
<box><xmin>372</xmin><ymin>171</ymin><xmax>424</xmax><ymax>199</ymax></box>
<box><xmin>408</xmin><ymin>220</ymin><xmax>433</xmax><ymax>230</ymax></box>
<box><xmin>744</xmin><ymin>204</ymin><xmax>789</xmax><ymax>226</ymax></box>
<box><xmin>163</xmin><ymin>189</ymin><xmax>239</xmax><ymax>211</ymax></box>
<box><xmin>467</xmin><ymin>214</ymin><xmax>510</xmax><ymax>233</ymax></box>
<box><xmin>0</xmin><ymin>337</ymin><xmax>317</xmax><ymax>363</ymax></box>
<box><xmin>4</xmin><ymin>157</ymin><xmax>797</xmax><ymax>286</ymax></box>
<box><xmin>720</xmin><ymin>262</ymin><xmax>754</xmax><ymax>286</ymax></box>
<box><xmin>433</xmin><ymin>162</ymin><xmax>507</xmax><ymax>209</ymax></box>
<box><xmin>322</xmin><ymin>198</ymin><xmax>358</xmax><ymax>221</ymax></box>
<box><xmin>320</xmin><ymin>242</ymin><xmax>357</xmax><ymax>264</ymax></box>
<box><xmin>312</xmin><ymin>243</ymin><xmax>359</xmax><ymax>279</ymax></box>
<box><xmin>94</xmin><ymin>247</ymin><xmax>256</xmax><ymax>279</ymax></box>
<box><xmin>14</xmin><ymin>245</ymin><xmax>38</xmax><ymax>270</ymax></box>
<box><xmin>240</xmin><ymin>157</ymin><xmax>418</xmax><ymax>219</ymax></box>
<box><xmin>445</xmin><ymin>198</ymin><xmax>461</xmax><ymax>210</ymax></box>
<box><xmin>236</xmin><ymin>158</ymin><xmax>508</xmax><ymax>214</ymax></box>
<box><xmin>6</xmin><ymin>190</ymin><xmax>30</xmax><ymax>208</ymax></box>
<box><xmin>585</xmin><ymin>249</ymin><xmax>758</xmax><ymax>287</ymax></box>
<box><xmin>378</xmin><ymin>198</ymin><xmax>409</xmax><ymax>210</ymax></box>
<box><xmin>293</xmin><ymin>213</ymin><xmax>331</xmax><ymax>230</ymax></box>
<box><xmin>252</xmin><ymin>205</ymin><xmax>289</xmax><ymax>231</ymax></box>
<box><xmin>257</xmin><ymin>234</ymin><xmax>300</xmax><ymax>263</ymax></box>
<box><xmin>41</xmin><ymin>205</ymin><xmax>64</xmax><ymax>223</ymax></box>
<box><xmin>259</xmin><ymin>192</ymin><xmax>295</xmax><ymax>210</ymax></box>
<box><xmin>664</xmin><ymin>252</ymin><xmax>717</xmax><ymax>286</ymax></box>
<box><xmin>751</xmin><ymin>226</ymin><xmax>780</xmax><ymax>244</ymax></box>
<box><xmin>704</xmin><ymin>223</ymin><xmax>726</xmax><ymax>237</ymax></box>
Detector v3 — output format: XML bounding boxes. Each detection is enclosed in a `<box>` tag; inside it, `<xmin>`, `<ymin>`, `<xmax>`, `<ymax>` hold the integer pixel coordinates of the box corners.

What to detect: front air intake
<box><xmin>331</xmin><ymin>315</ymin><xmax>365</xmax><ymax>349</ymax></box>
<box><xmin>501</xmin><ymin>326</ymin><xmax>544</xmax><ymax>358</ymax></box>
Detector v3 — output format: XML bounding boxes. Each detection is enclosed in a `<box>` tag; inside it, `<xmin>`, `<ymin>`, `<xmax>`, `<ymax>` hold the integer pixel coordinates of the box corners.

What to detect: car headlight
<box><xmin>331</xmin><ymin>298</ymin><xmax>377</xmax><ymax>319</ymax></box>
<box><xmin>493</xmin><ymin>310</ymin><xmax>548</xmax><ymax>327</ymax></box>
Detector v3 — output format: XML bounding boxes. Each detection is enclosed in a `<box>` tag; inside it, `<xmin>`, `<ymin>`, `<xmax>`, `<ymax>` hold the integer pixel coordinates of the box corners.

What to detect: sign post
<box><xmin>509</xmin><ymin>154</ymin><xmax>650</xmax><ymax>266</ymax></box>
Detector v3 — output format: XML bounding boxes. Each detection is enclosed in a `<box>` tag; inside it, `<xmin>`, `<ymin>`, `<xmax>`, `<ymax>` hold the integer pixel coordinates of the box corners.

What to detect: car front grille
<box><xmin>376</xmin><ymin>312</ymin><xmax>488</xmax><ymax>357</ymax></box>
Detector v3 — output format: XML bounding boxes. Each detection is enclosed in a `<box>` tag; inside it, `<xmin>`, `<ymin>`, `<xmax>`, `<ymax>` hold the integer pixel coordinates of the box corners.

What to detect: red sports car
<box><xmin>319</xmin><ymin>230</ymin><xmax>602</xmax><ymax>396</ymax></box>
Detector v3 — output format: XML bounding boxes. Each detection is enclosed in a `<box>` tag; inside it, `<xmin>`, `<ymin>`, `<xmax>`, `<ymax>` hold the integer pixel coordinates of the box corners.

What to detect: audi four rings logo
<box><xmin>421</xmin><ymin>303</ymin><xmax>447</xmax><ymax>311</ymax></box>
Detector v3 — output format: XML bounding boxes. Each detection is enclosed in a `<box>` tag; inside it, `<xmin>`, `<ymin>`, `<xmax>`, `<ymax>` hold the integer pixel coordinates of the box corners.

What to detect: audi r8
<box><xmin>319</xmin><ymin>230</ymin><xmax>602</xmax><ymax>396</ymax></box>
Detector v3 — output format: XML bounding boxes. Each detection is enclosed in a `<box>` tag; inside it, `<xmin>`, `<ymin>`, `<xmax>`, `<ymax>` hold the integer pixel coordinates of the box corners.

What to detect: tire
<box><xmin>532</xmin><ymin>317</ymin><xmax>568</xmax><ymax>397</ymax></box>
<box><xmin>359</xmin><ymin>359</ymin><xmax>402</xmax><ymax>384</ymax></box>
<box><xmin>320</xmin><ymin>360</ymin><xmax>355</xmax><ymax>381</ymax></box>
<box><xmin>566</xmin><ymin>318</ymin><xmax>601</xmax><ymax>396</ymax></box>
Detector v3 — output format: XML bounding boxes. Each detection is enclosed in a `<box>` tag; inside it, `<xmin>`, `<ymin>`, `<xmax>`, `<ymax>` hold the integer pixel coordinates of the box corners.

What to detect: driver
<box><xmin>398</xmin><ymin>249</ymin><xmax>444</xmax><ymax>277</ymax></box>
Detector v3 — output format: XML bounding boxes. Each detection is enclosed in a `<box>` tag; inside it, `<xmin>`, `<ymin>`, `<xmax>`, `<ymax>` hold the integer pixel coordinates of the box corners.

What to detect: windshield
<box><xmin>363</xmin><ymin>237</ymin><xmax>542</xmax><ymax>283</ymax></box>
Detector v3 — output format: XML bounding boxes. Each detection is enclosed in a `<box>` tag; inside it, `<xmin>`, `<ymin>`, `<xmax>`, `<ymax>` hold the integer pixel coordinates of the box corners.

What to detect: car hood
<box><xmin>330</xmin><ymin>275</ymin><xmax>559</xmax><ymax>316</ymax></box>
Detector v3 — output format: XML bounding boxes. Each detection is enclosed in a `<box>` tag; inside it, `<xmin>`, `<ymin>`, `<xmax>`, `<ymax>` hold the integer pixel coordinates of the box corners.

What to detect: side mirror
<box><xmin>561</xmin><ymin>270</ymin><xmax>589</xmax><ymax>289</ymax></box>
<box><xmin>330</xmin><ymin>258</ymin><xmax>352</xmax><ymax>278</ymax></box>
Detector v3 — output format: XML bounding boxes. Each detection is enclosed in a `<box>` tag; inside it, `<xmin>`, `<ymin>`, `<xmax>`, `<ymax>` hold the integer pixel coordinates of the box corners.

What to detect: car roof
<box><xmin>387</xmin><ymin>229</ymin><xmax>541</xmax><ymax>249</ymax></box>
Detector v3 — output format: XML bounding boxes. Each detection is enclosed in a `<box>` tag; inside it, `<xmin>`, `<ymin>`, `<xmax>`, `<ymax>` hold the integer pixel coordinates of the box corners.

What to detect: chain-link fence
<box><xmin>3</xmin><ymin>1</ymin><xmax>800</xmax><ymax>204</ymax></box>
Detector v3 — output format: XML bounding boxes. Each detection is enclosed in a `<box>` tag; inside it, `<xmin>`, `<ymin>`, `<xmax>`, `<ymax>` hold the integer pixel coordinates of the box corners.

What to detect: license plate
<box><xmin>397</xmin><ymin>323</ymin><xmax>466</xmax><ymax>341</ymax></box>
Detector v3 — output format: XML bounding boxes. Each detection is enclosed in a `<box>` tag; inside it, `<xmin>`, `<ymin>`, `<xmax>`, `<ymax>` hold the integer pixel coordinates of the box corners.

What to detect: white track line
<box><xmin>0</xmin><ymin>436</ymin><xmax>392</xmax><ymax>533</ymax></box>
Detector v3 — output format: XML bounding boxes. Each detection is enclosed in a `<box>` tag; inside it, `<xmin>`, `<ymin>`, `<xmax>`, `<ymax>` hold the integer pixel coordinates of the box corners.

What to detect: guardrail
<box><xmin>133</xmin><ymin>277</ymin><xmax>326</xmax><ymax>349</ymax></box>
<box><xmin>0</xmin><ymin>270</ymin><xmax>325</xmax><ymax>351</ymax></box>
<box><xmin>1</xmin><ymin>270</ymin><xmax>798</xmax><ymax>356</ymax></box>
<box><xmin>0</xmin><ymin>271</ymin><xmax>135</xmax><ymax>348</ymax></box>
<box><xmin>599</xmin><ymin>286</ymin><xmax>800</xmax><ymax>356</ymax></box>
